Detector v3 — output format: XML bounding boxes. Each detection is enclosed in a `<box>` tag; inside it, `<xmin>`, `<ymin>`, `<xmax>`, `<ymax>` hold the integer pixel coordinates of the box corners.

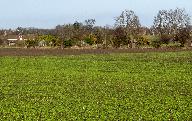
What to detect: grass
<box><xmin>0</xmin><ymin>51</ymin><xmax>192</xmax><ymax>120</ymax></box>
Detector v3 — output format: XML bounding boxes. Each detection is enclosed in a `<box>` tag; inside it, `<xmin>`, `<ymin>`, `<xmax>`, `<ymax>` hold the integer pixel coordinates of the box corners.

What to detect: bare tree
<box><xmin>73</xmin><ymin>21</ymin><xmax>84</xmax><ymax>42</ymax></box>
<box><xmin>152</xmin><ymin>8</ymin><xmax>191</xmax><ymax>46</ymax></box>
<box><xmin>85</xmin><ymin>19</ymin><xmax>96</xmax><ymax>29</ymax></box>
<box><xmin>84</xmin><ymin>19</ymin><xmax>96</xmax><ymax>36</ymax></box>
<box><xmin>115</xmin><ymin>10</ymin><xmax>141</xmax><ymax>48</ymax></box>
<box><xmin>153</xmin><ymin>8</ymin><xmax>191</xmax><ymax>35</ymax></box>
<box><xmin>115</xmin><ymin>10</ymin><xmax>140</xmax><ymax>34</ymax></box>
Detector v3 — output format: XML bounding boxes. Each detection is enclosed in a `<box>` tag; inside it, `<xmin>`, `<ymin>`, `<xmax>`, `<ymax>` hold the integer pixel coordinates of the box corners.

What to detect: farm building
<box><xmin>6</xmin><ymin>35</ymin><xmax>23</xmax><ymax>46</ymax></box>
<box><xmin>6</xmin><ymin>34</ymin><xmax>37</xmax><ymax>46</ymax></box>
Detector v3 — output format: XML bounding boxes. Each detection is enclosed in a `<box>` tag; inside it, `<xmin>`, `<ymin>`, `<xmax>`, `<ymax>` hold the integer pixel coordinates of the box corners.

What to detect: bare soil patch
<box><xmin>0</xmin><ymin>48</ymin><xmax>192</xmax><ymax>56</ymax></box>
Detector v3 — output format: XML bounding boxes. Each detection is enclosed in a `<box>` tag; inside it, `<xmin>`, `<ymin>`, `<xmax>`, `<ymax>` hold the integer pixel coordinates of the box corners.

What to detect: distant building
<box><xmin>6</xmin><ymin>35</ymin><xmax>36</xmax><ymax>46</ymax></box>
<box><xmin>6</xmin><ymin>35</ymin><xmax>22</xmax><ymax>46</ymax></box>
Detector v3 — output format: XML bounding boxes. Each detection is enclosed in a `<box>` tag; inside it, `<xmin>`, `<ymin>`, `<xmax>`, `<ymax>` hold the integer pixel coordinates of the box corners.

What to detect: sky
<box><xmin>0</xmin><ymin>0</ymin><xmax>191</xmax><ymax>29</ymax></box>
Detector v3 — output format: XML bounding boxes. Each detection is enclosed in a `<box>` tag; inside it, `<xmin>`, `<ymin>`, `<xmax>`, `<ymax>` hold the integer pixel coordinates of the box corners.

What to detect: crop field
<box><xmin>0</xmin><ymin>50</ymin><xmax>192</xmax><ymax>120</ymax></box>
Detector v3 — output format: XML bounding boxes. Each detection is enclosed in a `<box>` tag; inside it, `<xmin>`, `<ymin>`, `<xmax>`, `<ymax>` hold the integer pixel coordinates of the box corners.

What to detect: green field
<box><xmin>0</xmin><ymin>51</ymin><xmax>192</xmax><ymax>120</ymax></box>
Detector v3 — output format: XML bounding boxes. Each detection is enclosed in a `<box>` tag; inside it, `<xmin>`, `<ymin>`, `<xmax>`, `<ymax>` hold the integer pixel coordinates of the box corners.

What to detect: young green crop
<box><xmin>0</xmin><ymin>51</ymin><xmax>192</xmax><ymax>120</ymax></box>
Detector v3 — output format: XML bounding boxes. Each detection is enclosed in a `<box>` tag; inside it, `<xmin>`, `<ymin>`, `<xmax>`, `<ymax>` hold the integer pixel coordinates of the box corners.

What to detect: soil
<box><xmin>0</xmin><ymin>47</ymin><xmax>192</xmax><ymax>56</ymax></box>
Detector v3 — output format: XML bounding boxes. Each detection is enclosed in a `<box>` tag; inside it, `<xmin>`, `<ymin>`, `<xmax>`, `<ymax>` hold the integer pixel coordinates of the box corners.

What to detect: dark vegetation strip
<box><xmin>0</xmin><ymin>48</ymin><xmax>192</xmax><ymax>56</ymax></box>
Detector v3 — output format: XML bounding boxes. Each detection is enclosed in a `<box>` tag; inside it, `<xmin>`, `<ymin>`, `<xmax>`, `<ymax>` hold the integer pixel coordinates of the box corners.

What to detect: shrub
<box><xmin>113</xmin><ymin>27</ymin><xmax>128</xmax><ymax>48</ymax></box>
<box><xmin>135</xmin><ymin>36</ymin><xmax>144</xmax><ymax>46</ymax></box>
<box><xmin>160</xmin><ymin>34</ymin><xmax>173</xmax><ymax>44</ymax></box>
<box><xmin>112</xmin><ymin>39</ymin><xmax>121</xmax><ymax>48</ymax></box>
<box><xmin>167</xmin><ymin>42</ymin><xmax>181</xmax><ymax>48</ymax></box>
<box><xmin>150</xmin><ymin>36</ymin><xmax>161</xmax><ymax>48</ymax></box>
<box><xmin>174</xmin><ymin>28</ymin><xmax>191</xmax><ymax>47</ymax></box>
<box><xmin>135</xmin><ymin>35</ymin><xmax>151</xmax><ymax>46</ymax></box>
<box><xmin>84</xmin><ymin>37</ymin><xmax>94</xmax><ymax>45</ymax></box>
<box><xmin>38</xmin><ymin>35</ymin><xmax>59</xmax><ymax>47</ymax></box>
<box><xmin>0</xmin><ymin>39</ymin><xmax>3</xmax><ymax>45</ymax></box>
<box><xmin>16</xmin><ymin>40</ymin><xmax>25</xmax><ymax>47</ymax></box>
<box><xmin>25</xmin><ymin>39</ymin><xmax>39</xmax><ymax>48</ymax></box>
<box><xmin>63</xmin><ymin>39</ymin><xmax>73</xmax><ymax>48</ymax></box>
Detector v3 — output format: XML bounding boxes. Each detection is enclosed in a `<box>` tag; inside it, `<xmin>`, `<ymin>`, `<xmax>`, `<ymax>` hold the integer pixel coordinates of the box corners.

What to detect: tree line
<box><xmin>0</xmin><ymin>8</ymin><xmax>191</xmax><ymax>48</ymax></box>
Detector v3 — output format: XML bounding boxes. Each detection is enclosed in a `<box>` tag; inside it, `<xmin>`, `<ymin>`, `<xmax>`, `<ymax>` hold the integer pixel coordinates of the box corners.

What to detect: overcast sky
<box><xmin>0</xmin><ymin>0</ymin><xmax>191</xmax><ymax>29</ymax></box>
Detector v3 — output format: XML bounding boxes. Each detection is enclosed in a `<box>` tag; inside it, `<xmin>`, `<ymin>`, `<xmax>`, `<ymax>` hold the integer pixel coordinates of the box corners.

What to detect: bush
<box><xmin>174</xmin><ymin>28</ymin><xmax>191</xmax><ymax>47</ymax></box>
<box><xmin>84</xmin><ymin>37</ymin><xmax>94</xmax><ymax>45</ymax></box>
<box><xmin>25</xmin><ymin>39</ymin><xmax>39</xmax><ymax>48</ymax></box>
<box><xmin>150</xmin><ymin>36</ymin><xmax>161</xmax><ymax>48</ymax></box>
<box><xmin>0</xmin><ymin>39</ymin><xmax>3</xmax><ymax>45</ymax></box>
<box><xmin>167</xmin><ymin>42</ymin><xmax>181</xmax><ymax>48</ymax></box>
<box><xmin>38</xmin><ymin>35</ymin><xmax>59</xmax><ymax>47</ymax></box>
<box><xmin>63</xmin><ymin>39</ymin><xmax>73</xmax><ymax>48</ymax></box>
<box><xmin>16</xmin><ymin>40</ymin><xmax>25</xmax><ymax>47</ymax></box>
<box><xmin>112</xmin><ymin>39</ymin><xmax>121</xmax><ymax>48</ymax></box>
<box><xmin>135</xmin><ymin>35</ymin><xmax>150</xmax><ymax>46</ymax></box>
<box><xmin>51</xmin><ymin>38</ymin><xmax>60</xmax><ymax>47</ymax></box>
<box><xmin>113</xmin><ymin>27</ymin><xmax>128</xmax><ymax>48</ymax></box>
<box><xmin>160</xmin><ymin>34</ymin><xmax>173</xmax><ymax>44</ymax></box>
